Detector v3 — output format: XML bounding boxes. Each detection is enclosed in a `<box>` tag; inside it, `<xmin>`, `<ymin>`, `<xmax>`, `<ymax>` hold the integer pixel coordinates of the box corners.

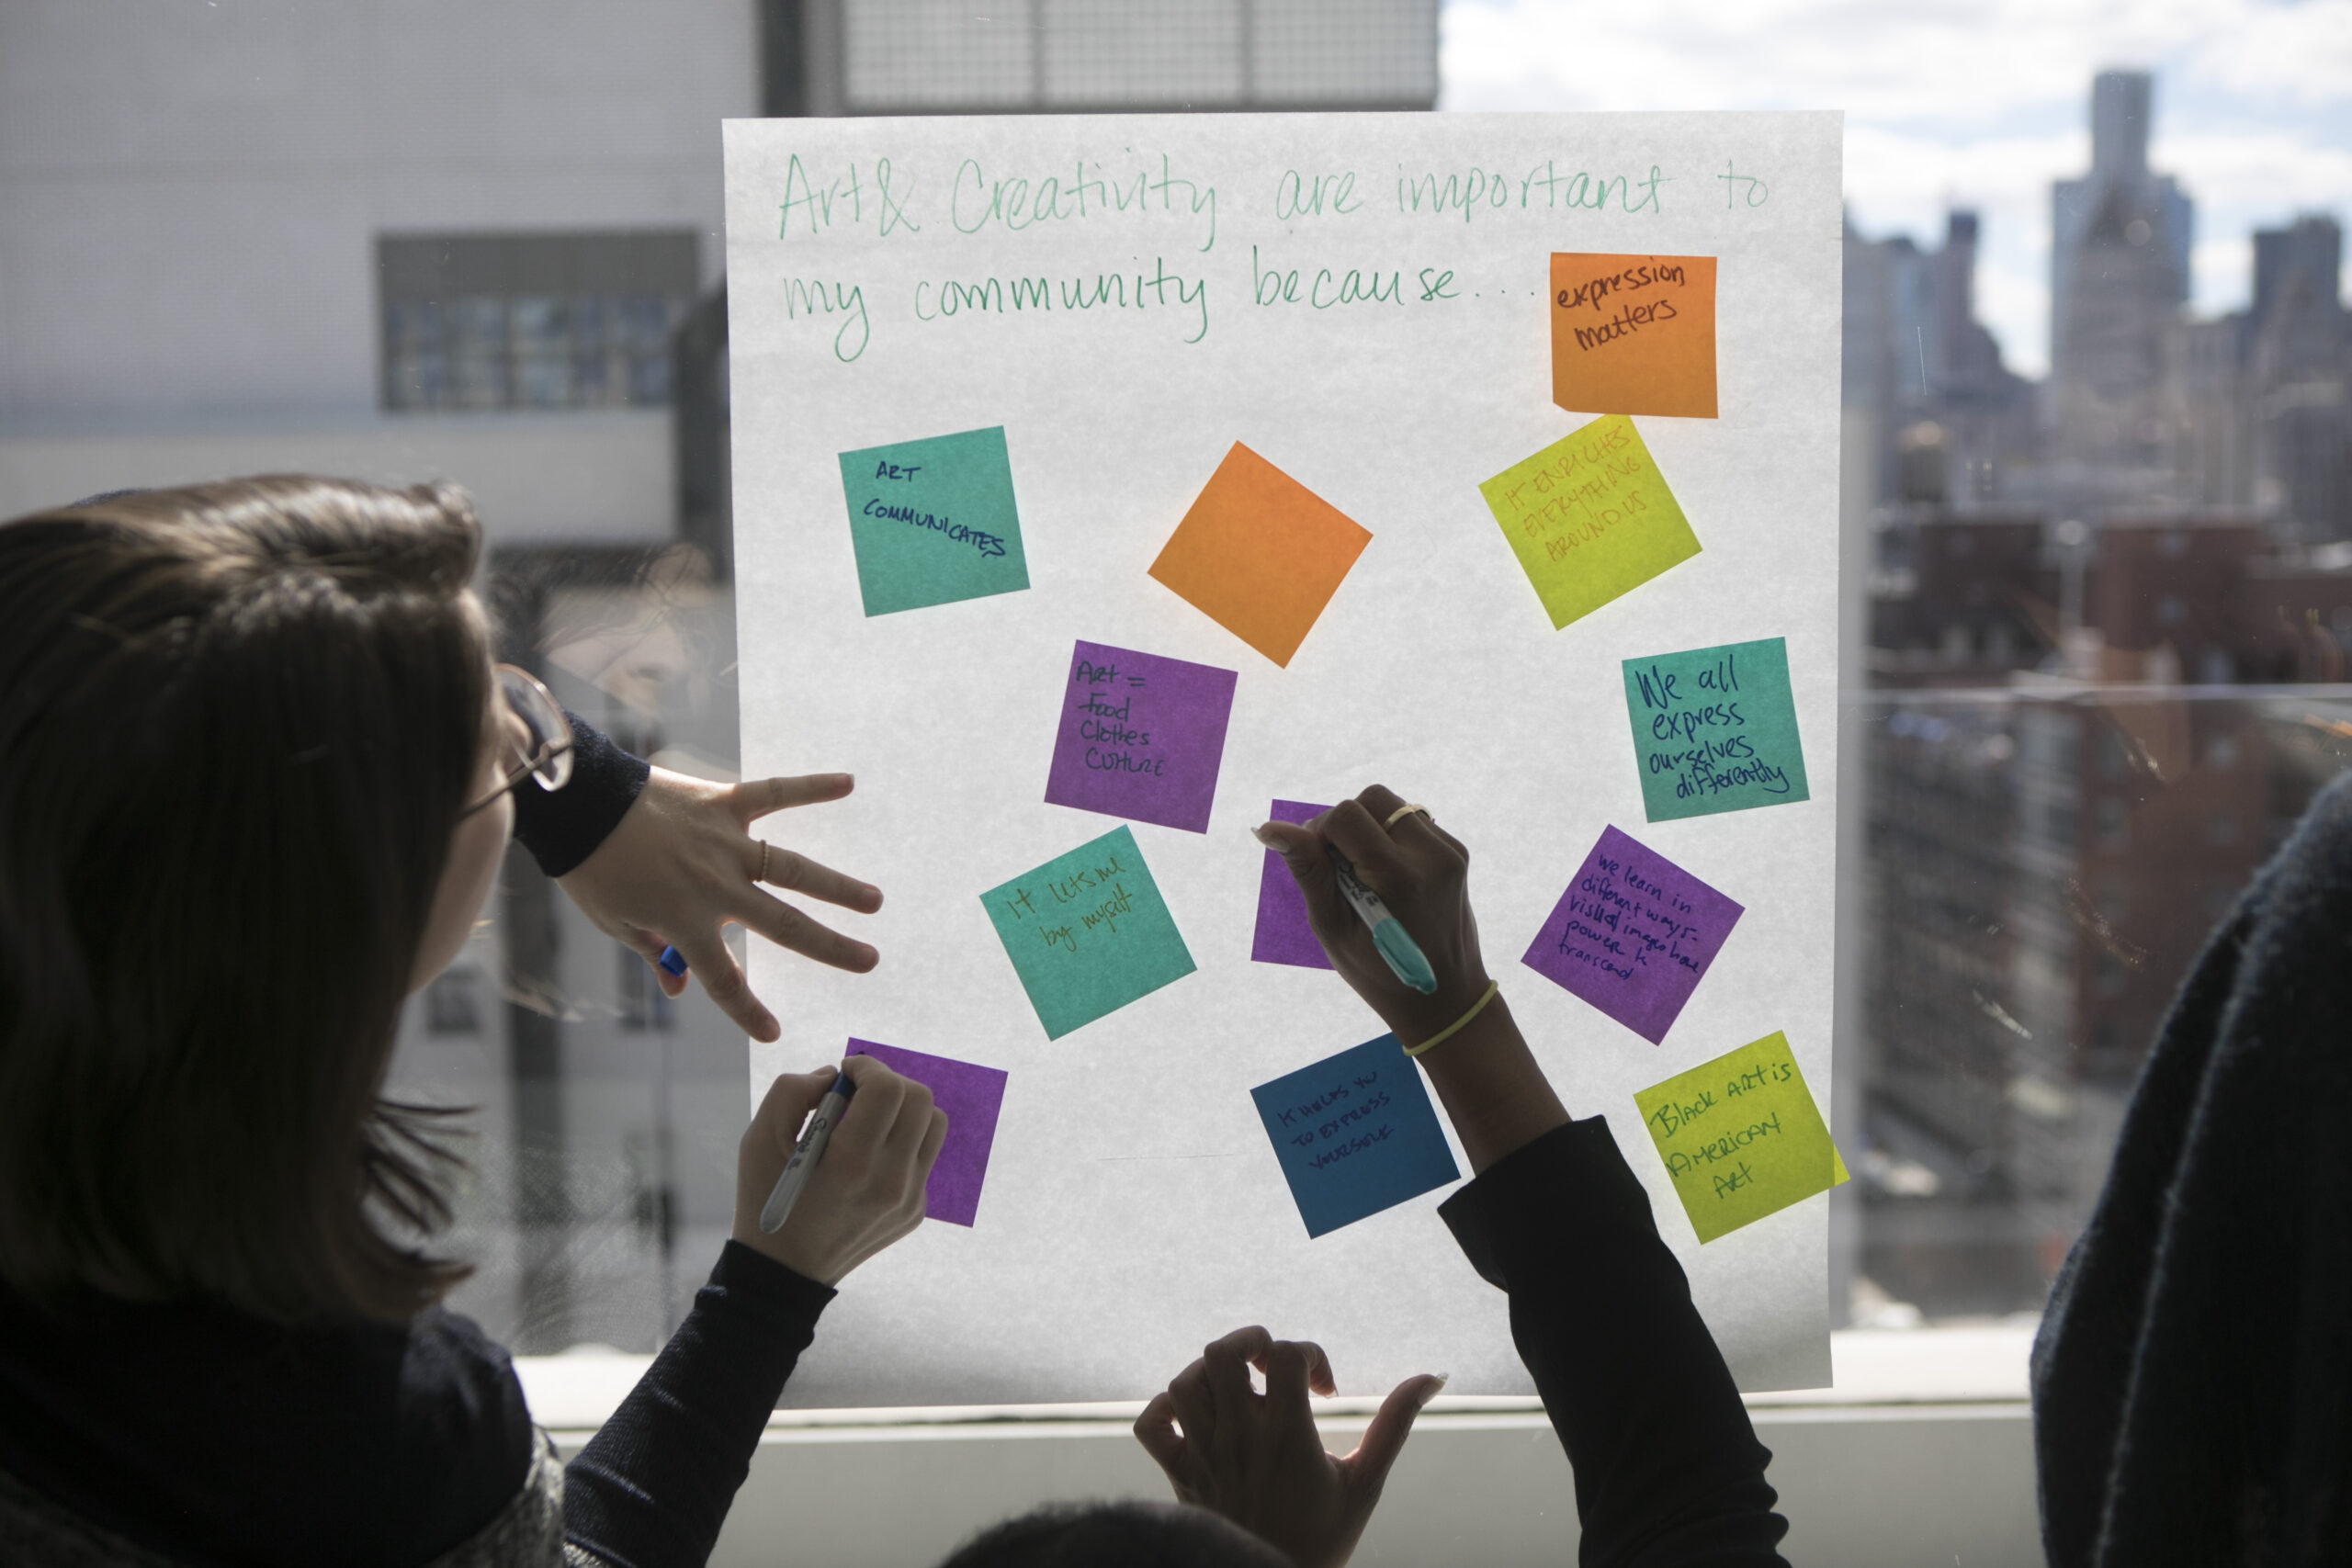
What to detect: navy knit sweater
<box><xmin>2032</xmin><ymin>767</ymin><xmax>2352</xmax><ymax>1565</ymax></box>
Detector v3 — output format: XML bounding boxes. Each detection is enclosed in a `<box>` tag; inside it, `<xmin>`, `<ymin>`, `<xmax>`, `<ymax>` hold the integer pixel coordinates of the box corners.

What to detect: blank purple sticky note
<box><xmin>844</xmin><ymin>1039</ymin><xmax>1008</xmax><ymax>1227</ymax></box>
<box><xmin>1520</xmin><ymin>826</ymin><xmax>1743</xmax><ymax>1044</ymax></box>
<box><xmin>1042</xmin><ymin>639</ymin><xmax>1238</xmax><ymax>834</ymax></box>
<box><xmin>1251</xmin><ymin>798</ymin><xmax>1333</xmax><ymax>969</ymax></box>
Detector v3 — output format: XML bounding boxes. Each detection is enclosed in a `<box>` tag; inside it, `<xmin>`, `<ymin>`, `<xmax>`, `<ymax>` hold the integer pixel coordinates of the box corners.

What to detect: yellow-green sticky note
<box><xmin>1633</xmin><ymin>1032</ymin><xmax>1847</xmax><ymax>1244</ymax></box>
<box><xmin>1478</xmin><ymin>413</ymin><xmax>1701</xmax><ymax>630</ymax></box>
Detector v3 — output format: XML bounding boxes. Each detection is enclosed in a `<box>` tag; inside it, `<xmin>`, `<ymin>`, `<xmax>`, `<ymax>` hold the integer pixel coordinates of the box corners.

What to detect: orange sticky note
<box><xmin>1550</xmin><ymin>254</ymin><xmax>1718</xmax><ymax>419</ymax></box>
<box><xmin>1148</xmin><ymin>443</ymin><xmax>1371</xmax><ymax>668</ymax></box>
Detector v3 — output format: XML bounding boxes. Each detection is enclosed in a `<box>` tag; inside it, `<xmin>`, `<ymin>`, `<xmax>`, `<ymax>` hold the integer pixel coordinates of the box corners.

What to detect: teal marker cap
<box><xmin>1374</xmin><ymin>918</ymin><xmax>1438</xmax><ymax>995</ymax></box>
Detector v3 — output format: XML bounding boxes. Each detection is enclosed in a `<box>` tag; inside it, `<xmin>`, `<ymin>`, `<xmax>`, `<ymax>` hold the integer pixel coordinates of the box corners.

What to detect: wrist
<box><xmin>1405</xmin><ymin>993</ymin><xmax>1570</xmax><ymax>1173</ymax></box>
<box><xmin>1380</xmin><ymin>968</ymin><xmax>1495</xmax><ymax>1053</ymax></box>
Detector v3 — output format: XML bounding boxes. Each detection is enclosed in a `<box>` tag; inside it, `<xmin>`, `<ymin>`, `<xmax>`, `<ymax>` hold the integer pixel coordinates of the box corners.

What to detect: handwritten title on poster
<box><xmin>752</xmin><ymin>151</ymin><xmax>1774</xmax><ymax>361</ymax></box>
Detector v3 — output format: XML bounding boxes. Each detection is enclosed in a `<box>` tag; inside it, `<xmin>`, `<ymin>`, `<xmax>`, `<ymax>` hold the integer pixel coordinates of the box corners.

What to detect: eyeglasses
<box><xmin>461</xmin><ymin>664</ymin><xmax>574</xmax><ymax>817</ymax></box>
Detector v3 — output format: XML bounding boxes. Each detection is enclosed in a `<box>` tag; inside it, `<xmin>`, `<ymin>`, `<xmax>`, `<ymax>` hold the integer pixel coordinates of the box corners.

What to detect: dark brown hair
<box><xmin>0</xmin><ymin>476</ymin><xmax>492</xmax><ymax>1323</ymax></box>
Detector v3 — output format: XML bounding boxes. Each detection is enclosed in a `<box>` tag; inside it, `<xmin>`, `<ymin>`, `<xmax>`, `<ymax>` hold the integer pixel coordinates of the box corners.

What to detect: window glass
<box><xmin>3</xmin><ymin>0</ymin><xmax>2343</xmax><ymax>1381</ymax></box>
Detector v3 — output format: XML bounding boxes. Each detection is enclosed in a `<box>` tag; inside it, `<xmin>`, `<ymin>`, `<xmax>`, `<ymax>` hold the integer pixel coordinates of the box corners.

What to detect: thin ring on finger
<box><xmin>1385</xmin><ymin>802</ymin><xmax>1431</xmax><ymax>831</ymax></box>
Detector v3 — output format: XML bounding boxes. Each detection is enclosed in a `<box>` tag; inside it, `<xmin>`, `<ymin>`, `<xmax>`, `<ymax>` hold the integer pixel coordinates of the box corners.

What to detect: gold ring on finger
<box><xmin>1385</xmin><ymin>803</ymin><xmax>1431</xmax><ymax>830</ymax></box>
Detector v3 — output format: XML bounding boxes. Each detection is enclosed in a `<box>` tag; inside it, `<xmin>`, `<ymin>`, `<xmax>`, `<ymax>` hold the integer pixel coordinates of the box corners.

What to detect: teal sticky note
<box><xmin>838</xmin><ymin>426</ymin><xmax>1030</xmax><ymax>615</ymax></box>
<box><xmin>1621</xmin><ymin>637</ymin><xmax>1810</xmax><ymax>821</ymax></box>
<box><xmin>980</xmin><ymin>825</ymin><xmax>1196</xmax><ymax>1040</ymax></box>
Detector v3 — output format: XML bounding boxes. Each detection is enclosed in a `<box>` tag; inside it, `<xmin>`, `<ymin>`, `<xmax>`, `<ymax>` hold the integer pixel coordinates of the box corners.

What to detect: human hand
<box><xmin>1255</xmin><ymin>784</ymin><xmax>1490</xmax><ymax>1048</ymax></box>
<box><xmin>558</xmin><ymin>767</ymin><xmax>881</xmax><ymax>1043</ymax></box>
<box><xmin>732</xmin><ymin>1053</ymin><xmax>946</xmax><ymax>1286</ymax></box>
<box><xmin>1134</xmin><ymin>1325</ymin><xmax>1442</xmax><ymax>1568</ymax></box>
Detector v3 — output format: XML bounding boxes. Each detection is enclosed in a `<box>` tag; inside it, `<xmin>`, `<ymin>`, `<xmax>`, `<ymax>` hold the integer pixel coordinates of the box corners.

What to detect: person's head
<box><xmin>0</xmin><ymin>475</ymin><xmax>510</xmax><ymax>1324</ymax></box>
<box><xmin>936</xmin><ymin>1501</ymin><xmax>1294</xmax><ymax>1568</ymax></box>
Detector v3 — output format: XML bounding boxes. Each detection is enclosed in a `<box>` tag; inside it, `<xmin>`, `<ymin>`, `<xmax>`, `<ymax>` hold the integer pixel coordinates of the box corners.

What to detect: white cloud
<box><xmin>2197</xmin><ymin>1</ymin><xmax>2352</xmax><ymax>105</ymax></box>
<box><xmin>1441</xmin><ymin>0</ymin><xmax>2352</xmax><ymax>377</ymax></box>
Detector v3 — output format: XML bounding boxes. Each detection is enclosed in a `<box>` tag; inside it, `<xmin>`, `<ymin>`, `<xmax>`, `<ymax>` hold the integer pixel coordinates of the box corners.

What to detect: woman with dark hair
<box><xmin>0</xmin><ymin>476</ymin><xmax>945</xmax><ymax>1568</ymax></box>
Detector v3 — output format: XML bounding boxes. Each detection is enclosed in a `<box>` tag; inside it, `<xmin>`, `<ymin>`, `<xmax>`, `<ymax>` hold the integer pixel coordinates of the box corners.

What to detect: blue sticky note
<box><xmin>1250</xmin><ymin>1034</ymin><xmax>1460</xmax><ymax>1238</ymax></box>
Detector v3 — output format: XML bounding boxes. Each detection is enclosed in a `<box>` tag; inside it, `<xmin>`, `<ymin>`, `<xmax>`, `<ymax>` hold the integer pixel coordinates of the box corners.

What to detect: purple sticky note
<box><xmin>844</xmin><ymin>1039</ymin><xmax>1009</xmax><ymax>1227</ymax></box>
<box><xmin>1521</xmin><ymin>826</ymin><xmax>1743</xmax><ymax>1044</ymax></box>
<box><xmin>1251</xmin><ymin>798</ymin><xmax>1333</xmax><ymax>968</ymax></box>
<box><xmin>1043</xmin><ymin>639</ymin><xmax>1238</xmax><ymax>834</ymax></box>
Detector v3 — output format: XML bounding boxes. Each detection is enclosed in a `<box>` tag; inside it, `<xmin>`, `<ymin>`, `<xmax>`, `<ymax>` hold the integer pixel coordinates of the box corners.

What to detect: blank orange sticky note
<box><xmin>1149</xmin><ymin>443</ymin><xmax>1371</xmax><ymax>668</ymax></box>
<box><xmin>1550</xmin><ymin>254</ymin><xmax>1718</xmax><ymax>419</ymax></box>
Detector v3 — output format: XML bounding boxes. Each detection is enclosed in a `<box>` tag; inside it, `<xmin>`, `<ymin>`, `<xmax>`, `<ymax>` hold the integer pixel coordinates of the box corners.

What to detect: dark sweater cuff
<box><xmin>510</xmin><ymin>711</ymin><xmax>650</xmax><ymax>878</ymax></box>
<box><xmin>1438</xmin><ymin>1116</ymin><xmax>1655</xmax><ymax>1292</ymax></box>
<box><xmin>707</xmin><ymin>1240</ymin><xmax>838</xmax><ymax>1331</ymax></box>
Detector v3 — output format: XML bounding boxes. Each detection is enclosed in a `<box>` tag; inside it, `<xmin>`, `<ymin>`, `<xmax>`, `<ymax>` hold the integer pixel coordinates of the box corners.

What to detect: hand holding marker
<box><xmin>760</xmin><ymin>1069</ymin><xmax>857</xmax><ymax>1233</ymax></box>
<box><xmin>1329</xmin><ymin>846</ymin><xmax>1438</xmax><ymax>995</ymax></box>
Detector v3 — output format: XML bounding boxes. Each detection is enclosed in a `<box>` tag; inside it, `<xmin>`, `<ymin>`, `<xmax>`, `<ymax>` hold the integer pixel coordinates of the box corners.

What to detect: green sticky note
<box><xmin>1478</xmin><ymin>413</ymin><xmax>1701</xmax><ymax>630</ymax></box>
<box><xmin>1621</xmin><ymin>637</ymin><xmax>1809</xmax><ymax>821</ymax></box>
<box><xmin>980</xmin><ymin>826</ymin><xmax>1196</xmax><ymax>1040</ymax></box>
<box><xmin>839</xmin><ymin>426</ymin><xmax>1031</xmax><ymax>616</ymax></box>
<box><xmin>1634</xmin><ymin>1032</ymin><xmax>1847</xmax><ymax>1244</ymax></box>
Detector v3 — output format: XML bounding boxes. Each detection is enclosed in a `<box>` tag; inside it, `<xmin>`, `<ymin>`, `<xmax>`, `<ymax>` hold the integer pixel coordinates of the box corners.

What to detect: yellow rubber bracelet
<box><xmin>1401</xmin><ymin>979</ymin><xmax>1499</xmax><ymax>1058</ymax></box>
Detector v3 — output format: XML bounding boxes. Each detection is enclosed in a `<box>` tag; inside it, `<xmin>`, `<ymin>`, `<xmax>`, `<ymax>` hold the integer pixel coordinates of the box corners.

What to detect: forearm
<box><xmin>563</xmin><ymin>1242</ymin><xmax>834</xmax><ymax>1568</ymax></box>
<box><xmin>1441</xmin><ymin>1122</ymin><xmax>1787</xmax><ymax>1568</ymax></box>
<box><xmin>1410</xmin><ymin>992</ymin><xmax>1570</xmax><ymax>1175</ymax></box>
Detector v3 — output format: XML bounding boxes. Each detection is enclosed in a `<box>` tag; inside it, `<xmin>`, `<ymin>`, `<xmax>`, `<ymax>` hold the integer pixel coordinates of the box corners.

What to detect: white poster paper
<box><xmin>724</xmin><ymin>111</ymin><xmax>1842</xmax><ymax>1406</ymax></box>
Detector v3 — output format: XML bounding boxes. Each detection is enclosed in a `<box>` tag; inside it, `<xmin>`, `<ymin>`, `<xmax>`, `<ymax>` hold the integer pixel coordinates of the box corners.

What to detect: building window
<box><xmin>424</xmin><ymin>966</ymin><xmax>484</xmax><ymax>1034</ymax></box>
<box><xmin>2093</xmin><ymin>953</ymin><xmax>2129</xmax><ymax>998</ymax></box>
<box><xmin>842</xmin><ymin>0</ymin><xmax>1439</xmax><ymax>112</ymax></box>
<box><xmin>378</xmin><ymin>231</ymin><xmax>696</xmax><ymax>412</ymax></box>
<box><xmin>617</xmin><ymin>942</ymin><xmax>676</xmax><ymax>1032</ymax></box>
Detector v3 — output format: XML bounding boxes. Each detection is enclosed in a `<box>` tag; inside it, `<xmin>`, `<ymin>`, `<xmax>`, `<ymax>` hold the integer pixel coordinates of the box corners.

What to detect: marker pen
<box><xmin>1328</xmin><ymin>846</ymin><xmax>1438</xmax><ymax>995</ymax></box>
<box><xmin>758</xmin><ymin>1070</ymin><xmax>856</xmax><ymax>1234</ymax></box>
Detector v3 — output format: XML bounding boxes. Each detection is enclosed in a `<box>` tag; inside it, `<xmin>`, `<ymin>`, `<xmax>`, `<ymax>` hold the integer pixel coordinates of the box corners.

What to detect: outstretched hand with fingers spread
<box><xmin>559</xmin><ymin>767</ymin><xmax>882</xmax><ymax>1042</ymax></box>
<box><xmin>1134</xmin><ymin>1325</ymin><xmax>1443</xmax><ymax>1568</ymax></box>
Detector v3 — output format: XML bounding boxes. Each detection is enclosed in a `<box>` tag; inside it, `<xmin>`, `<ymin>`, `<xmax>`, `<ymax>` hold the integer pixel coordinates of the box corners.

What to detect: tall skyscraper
<box><xmin>1844</xmin><ymin>209</ymin><xmax>2036</xmax><ymax>508</ymax></box>
<box><xmin>2050</xmin><ymin>71</ymin><xmax>2195</xmax><ymax>469</ymax></box>
<box><xmin>2245</xmin><ymin>215</ymin><xmax>2351</xmax><ymax>539</ymax></box>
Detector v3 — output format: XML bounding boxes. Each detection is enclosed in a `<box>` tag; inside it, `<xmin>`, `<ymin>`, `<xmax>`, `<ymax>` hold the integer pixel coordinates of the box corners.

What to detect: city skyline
<box><xmin>1443</xmin><ymin>0</ymin><xmax>2352</xmax><ymax>378</ymax></box>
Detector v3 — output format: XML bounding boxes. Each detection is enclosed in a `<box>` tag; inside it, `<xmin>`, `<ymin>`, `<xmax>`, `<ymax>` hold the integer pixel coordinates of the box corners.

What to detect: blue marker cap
<box><xmin>657</xmin><ymin>946</ymin><xmax>687</xmax><ymax>977</ymax></box>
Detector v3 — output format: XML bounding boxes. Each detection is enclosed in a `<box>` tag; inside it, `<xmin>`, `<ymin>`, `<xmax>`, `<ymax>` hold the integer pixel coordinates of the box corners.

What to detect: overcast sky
<box><xmin>1439</xmin><ymin>0</ymin><xmax>2352</xmax><ymax>377</ymax></box>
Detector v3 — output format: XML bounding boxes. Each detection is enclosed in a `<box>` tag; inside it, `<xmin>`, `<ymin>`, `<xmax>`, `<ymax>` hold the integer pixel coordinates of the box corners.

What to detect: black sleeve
<box><xmin>510</xmin><ymin>710</ymin><xmax>650</xmax><ymax>877</ymax></box>
<box><xmin>563</xmin><ymin>1243</ymin><xmax>836</xmax><ymax>1568</ymax></box>
<box><xmin>1438</xmin><ymin>1117</ymin><xmax>1789</xmax><ymax>1568</ymax></box>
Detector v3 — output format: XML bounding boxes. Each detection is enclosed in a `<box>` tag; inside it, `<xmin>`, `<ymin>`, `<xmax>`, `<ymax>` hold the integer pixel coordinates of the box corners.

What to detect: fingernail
<box><xmin>1252</xmin><ymin>822</ymin><xmax>1278</xmax><ymax>846</ymax></box>
<box><xmin>1420</xmin><ymin>1373</ymin><xmax>1449</xmax><ymax>1407</ymax></box>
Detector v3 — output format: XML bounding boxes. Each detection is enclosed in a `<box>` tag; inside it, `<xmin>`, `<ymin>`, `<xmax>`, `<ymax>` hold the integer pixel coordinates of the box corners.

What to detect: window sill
<box><xmin>514</xmin><ymin>1322</ymin><xmax>2037</xmax><ymax>1433</ymax></box>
